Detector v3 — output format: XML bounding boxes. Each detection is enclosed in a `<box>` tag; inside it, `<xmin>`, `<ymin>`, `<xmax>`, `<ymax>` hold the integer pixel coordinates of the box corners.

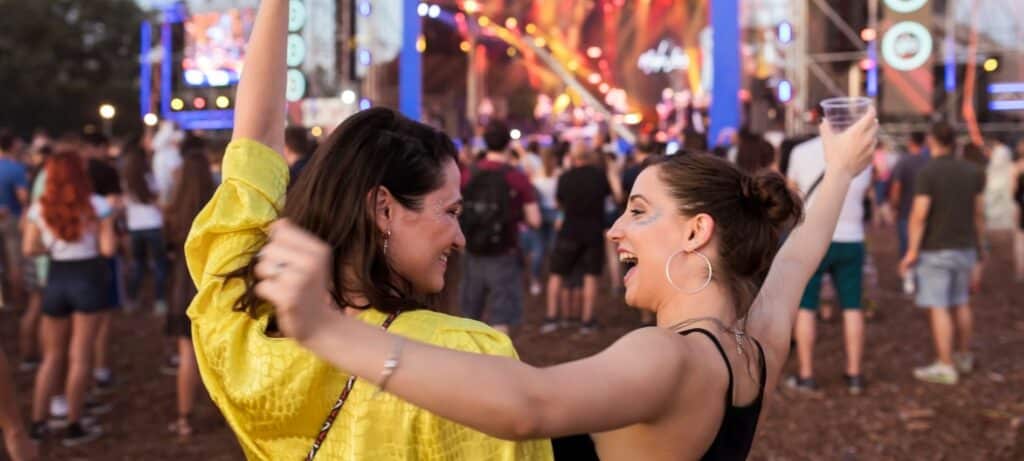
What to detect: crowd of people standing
<box><xmin>0</xmin><ymin>123</ymin><xmax>224</xmax><ymax>452</ymax></box>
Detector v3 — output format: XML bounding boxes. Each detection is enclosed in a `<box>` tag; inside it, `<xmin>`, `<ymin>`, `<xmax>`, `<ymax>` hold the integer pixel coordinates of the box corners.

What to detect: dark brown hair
<box><xmin>164</xmin><ymin>141</ymin><xmax>214</xmax><ymax>246</ymax></box>
<box><xmin>735</xmin><ymin>135</ymin><xmax>777</xmax><ymax>175</ymax></box>
<box><xmin>930</xmin><ymin>121</ymin><xmax>955</xmax><ymax>148</ymax></box>
<box><xmin>228</xmin><ymin>107</ymin><xmax>458</xmax><ymax>316</ymax></box>
<box><xmin>121</xmin><ymin>141</ymin><xmax>156</xmax><ymax>204</ymax></box>
<box><xmin>651</xmin><ymin>154</ymin><xmax>803</xmax><ymax>318</ymax></box>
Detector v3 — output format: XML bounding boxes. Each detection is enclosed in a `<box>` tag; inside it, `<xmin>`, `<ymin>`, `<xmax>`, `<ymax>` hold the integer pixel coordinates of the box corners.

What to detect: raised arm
<box><xmin>747</xmin><ymin>109</ymin><xmax>878</xmax><ymax>360</ymax></box>
<box><xmin>256</xmin><ymin>220</ymin><xmax>690</xmax><ymax>440</ymax></box>
<box><xmin>231</xmin><ymin>0</ymin><xmax>288</xmax><ymax>154</ymax></box>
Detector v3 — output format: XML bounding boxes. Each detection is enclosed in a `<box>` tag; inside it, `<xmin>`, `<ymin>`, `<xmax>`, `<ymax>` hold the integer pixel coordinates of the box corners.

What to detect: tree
<box><xmin>0</xmin><ymin>0</ymin><xmax>145</xmax><ymax>137</ymax></box>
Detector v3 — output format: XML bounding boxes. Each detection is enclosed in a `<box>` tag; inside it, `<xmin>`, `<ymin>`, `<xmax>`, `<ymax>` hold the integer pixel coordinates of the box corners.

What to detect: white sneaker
<box><xmin>953</xmin><ymin>352</ymin><xmax>975</xmax><ymax>374</ymax></box>
<box><xmin>913</xmin><ymin>362</ymin><xmax>958</xmax><ymax>385</ymax></box>
<box><xmin>50</xmin><ymin>395</ymin><xmax>69</xmax><ymax>419</ymax></box>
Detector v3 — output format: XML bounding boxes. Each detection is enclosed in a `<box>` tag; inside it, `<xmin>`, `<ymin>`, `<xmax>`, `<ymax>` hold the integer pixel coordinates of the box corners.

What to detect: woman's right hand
<box><xmin>820</xmin><ymin>107</ymin><xmax>878</xmax><ymax>179</ymax></box>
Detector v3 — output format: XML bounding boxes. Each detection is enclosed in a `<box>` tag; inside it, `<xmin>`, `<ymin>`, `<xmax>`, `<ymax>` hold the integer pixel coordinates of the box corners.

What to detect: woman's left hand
<box><xmin>254</xmin><ymin>219</ymin><xmax>337</xmax><ymax>343</ymax></box>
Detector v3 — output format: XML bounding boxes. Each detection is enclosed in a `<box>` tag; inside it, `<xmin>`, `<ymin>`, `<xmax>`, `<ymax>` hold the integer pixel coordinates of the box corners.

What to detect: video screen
<box><xmin>182</xmin><ymin>8</ymin><xmax>255</xmax><ymax>87</ymax></box>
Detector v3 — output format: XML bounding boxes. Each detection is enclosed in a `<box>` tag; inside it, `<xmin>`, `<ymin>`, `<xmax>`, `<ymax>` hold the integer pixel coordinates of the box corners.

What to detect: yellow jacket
<box><xmin>186</xmin><ymin>139</ymin><xmax>553</xmax><ymax>460</ymax></box>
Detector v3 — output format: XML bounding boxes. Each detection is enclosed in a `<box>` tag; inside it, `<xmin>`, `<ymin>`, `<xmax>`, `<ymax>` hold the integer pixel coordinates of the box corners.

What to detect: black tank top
<box><xmin>679</xmin><ymin>328</ymin><xmax>767</xmax><ymax>461</ymax></box>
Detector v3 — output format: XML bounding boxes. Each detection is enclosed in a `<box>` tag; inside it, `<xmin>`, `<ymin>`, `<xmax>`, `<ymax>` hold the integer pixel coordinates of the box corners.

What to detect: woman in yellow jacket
<box><xmin>183</xmin><ymin>2</ymin><xmax>552</xmax><ymax>459</ymax></box>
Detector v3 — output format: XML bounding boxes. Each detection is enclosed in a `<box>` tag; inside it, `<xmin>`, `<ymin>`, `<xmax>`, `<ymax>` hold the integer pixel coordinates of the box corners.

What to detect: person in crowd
<box><xmin>183</xmin><ymin>3</ymin><xmax>551</xmax><ymax>458</ymax></box>
<box><xmin>80</xmin><ymin>133</ymin><xmax>122</xmax><ymax>394</ymax></box>
<box><xmin>1</xmin><ymin>347</ymin><xmax>38</xmax><ymax>460</ymax></box>
<box><xmin>981</xmin><ymin>138</ymin><xmax>1016</xmax><ymax>232</ymax></box>
<box><xmin>0</xmin><ymin>130</ymin><xmax>29</xmax><ymax>306</ymax></box>
<box><xmin>150</xmin><ymin>121</ymin><xmax>183</xmax><ymax>205</ymax></box>
<box><xmin>541</xmin><ymin>143</ymin><xmax>622</xmax><ymax>334</ymax></box>
<box><xmin>735</xmin><ymin>133</ymin><xmax>778</xmax><ymax>175</ymax></box>
<box><xmin>460</xmin><ymin>119</ymin><xmax>541</xmax><ymax>334</ymax></box>
<box><xmin>890</xmin><ymin>132</ymin><xmax>930</xmax><ymax>258</ymax></box>
<box><xmin>257</xmin><ymin>106</ymin><xmax>878</xmax><ymax>461</ymax></box>
<box><xmin>283</xmin><ymin>126</ymin><xmax>312</xmax><ymax>186</ymax></box>
<box><xmin>522</xmin><ymin>144</ymin><xmax>561</xmax><ymax>296</ymax></box>
<box><xmin>24</xmin><ymin>151</ymin><xmax>115</xmax><ymax>445</ymax></box>
<box><xmin>786</xmin><ymin>129</ymin><xmax>873</xmax><ymax>395</ymax></box>
<box><xmin>870</xmin><ymin>139</ymin><xmax>899</xmax><ymax>228</ymax></box>
<box><xmin>120</xmin><ymin>141</ymin><xmax>168</xmax><ymax>315</ymax></box>
<box><xmin>162</xmin><ymin>138</ymin><xmax>215</xmax><ymax>438</ymax></box>
<box><xmin>17</xmin><ymin>144</ymin><xmax>51</xmax><ymax>372</ymax></box>
<box><xmin>900</xmin><ymin>122</ymin><xmax>986</xmax><ymax>385</ymax></box>
<box><xmin>622</xmin><ymin>135</ymin><xmax>659</xmax><ymax>195</ymax></box>
<box><xmin>601</xmin><ymin>150</ymin><xmax>626</xmax><ymax>295</ymax></box>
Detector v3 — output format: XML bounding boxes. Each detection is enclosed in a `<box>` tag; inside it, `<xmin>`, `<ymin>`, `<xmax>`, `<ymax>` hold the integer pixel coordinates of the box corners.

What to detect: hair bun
<box><xmin>741</xmin><ymin>172</ymin><xmax>803</xmax><ymax>230</ymax></box>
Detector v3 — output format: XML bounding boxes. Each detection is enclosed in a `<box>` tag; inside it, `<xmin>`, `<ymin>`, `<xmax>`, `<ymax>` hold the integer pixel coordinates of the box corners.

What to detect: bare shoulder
<box><xmin>606</xmin><ymin>327</ymin><xmax>696</xmax><ymax>371</ymax></box>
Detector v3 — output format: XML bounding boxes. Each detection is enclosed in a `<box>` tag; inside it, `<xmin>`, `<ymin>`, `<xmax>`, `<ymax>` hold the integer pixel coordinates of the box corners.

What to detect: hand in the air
<box><xmin>254</xmin><ymin>219</ymin><xmax>337</xmax><ymax>343</ymax></box>
<box><xmin>820</xmin><ymin>106</ymin><xmax>879</xmax><ymax>180</ymax></box>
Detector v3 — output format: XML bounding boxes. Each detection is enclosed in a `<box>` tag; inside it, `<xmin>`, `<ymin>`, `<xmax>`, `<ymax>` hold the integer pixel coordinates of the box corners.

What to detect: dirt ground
<box><xmin>1</xmin><ymin>228</ymin><xmax>1021</xmax><ymax>460</ymax></box>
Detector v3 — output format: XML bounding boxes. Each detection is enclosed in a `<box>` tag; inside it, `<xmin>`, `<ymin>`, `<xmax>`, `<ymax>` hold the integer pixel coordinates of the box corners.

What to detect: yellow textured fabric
<box><xmin>185</xmin><ymin>139</ymin><xmax>553</xmax><ymax>461</ymax></box>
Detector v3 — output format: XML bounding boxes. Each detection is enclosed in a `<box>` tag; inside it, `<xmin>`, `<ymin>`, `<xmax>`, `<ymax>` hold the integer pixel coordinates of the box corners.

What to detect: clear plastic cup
<box><xmin>820</xmin><ymin>97</ymin><xmax>873</xmax><ymax>133</ymax></box>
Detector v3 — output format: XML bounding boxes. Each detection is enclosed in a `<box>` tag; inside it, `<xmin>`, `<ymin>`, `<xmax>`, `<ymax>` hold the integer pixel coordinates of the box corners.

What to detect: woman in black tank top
<box><xmin>252</xmin><ymin>44</ymin><xmax>881</xmax><ymax>459</ymax></box>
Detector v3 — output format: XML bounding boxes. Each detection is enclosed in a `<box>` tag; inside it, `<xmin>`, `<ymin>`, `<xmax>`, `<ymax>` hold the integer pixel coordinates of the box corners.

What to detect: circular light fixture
<box><xmin>143</xmin><ymin>113</ymin><xmax>159</xmax><ymax>126</ymax></box>
<box><xmin>286</xmin><ymin>69</ymin><xmax>306</xmax><ymax>102</ymax></box>
<box><xmin>288</xmin><ymin>1</ymin><xmax>307</xmax><ymax>32</ymax></box>
<box><xmin>341</xmin><ymin>90</ymin><xmax>356</xmax><ymax>104</ymax></box>
<box><xmin>983</xmin><ymin>57</ymin><xmax>999</xmax><ymax>72</ymax></box>
<box><xmin>287</xmin><ymin>34</ymin><xmax>306</xmax><ymax>67</ymax></box>
<box><xmin>170</xmin><ymin>98</ymin><xmax>185</xmax><ymax>111</ymax></box>
<box><xmin>99</xmin><ymin>104</ymin><xmax>116</xmax><ymax>120</ymax></box>
<box><xmin>193</xmin><ymin>97</ymin><xmax>206</xmax><ymax>110</ymax></box>
<box><xmin>880</xmin><ymin>21</ymin><xmax>933</xmax><ymax>71</ymax></box>
<box><xmin>216</xmin><ymin>96</ymin><xmax>231</xmax><ymax>109</ymax></box>
<box><xmin>586</xmin><ymin>46</ymin><xmax>602</xmax><ymax>59</ymax></box>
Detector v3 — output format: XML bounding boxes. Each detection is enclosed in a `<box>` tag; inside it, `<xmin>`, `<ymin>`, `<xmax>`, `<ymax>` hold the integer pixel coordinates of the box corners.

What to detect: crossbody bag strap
<box><xmin>306</xmin><ymin>311</ymin><xmax>400</xmax><ymax>461</ymax></box>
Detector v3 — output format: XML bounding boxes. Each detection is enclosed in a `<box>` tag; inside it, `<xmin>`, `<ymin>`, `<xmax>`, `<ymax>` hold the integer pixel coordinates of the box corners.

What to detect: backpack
<box><xmin>461</xmin><ymin>165</ymin><xmax>514</xmax><ymax>254</ymax></box>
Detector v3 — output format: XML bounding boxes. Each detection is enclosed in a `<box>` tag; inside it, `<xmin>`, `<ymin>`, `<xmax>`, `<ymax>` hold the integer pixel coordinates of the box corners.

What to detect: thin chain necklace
<box><xmin>665</xmin><ymin>316</ymin><xmax>757</xmax><ymax>381</ymax></box>
<box><xmin>665</xmin><ymin>316</ymin><xmax>746</xmax><ymax>355</ymax></box>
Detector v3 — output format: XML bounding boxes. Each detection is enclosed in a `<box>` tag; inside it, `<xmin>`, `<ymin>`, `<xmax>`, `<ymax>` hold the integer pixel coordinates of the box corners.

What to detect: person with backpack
<box><xmin>460</xmin><ymin>120</ymin><xmax>541</xmax><ymax>334</ymax></box>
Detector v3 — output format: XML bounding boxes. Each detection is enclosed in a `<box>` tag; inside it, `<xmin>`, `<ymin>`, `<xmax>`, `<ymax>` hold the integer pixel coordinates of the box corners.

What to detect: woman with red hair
<box><xmin>22</xmin><ymin>151</ymin><xmax>115</xmax><ymax>447</ymax></box>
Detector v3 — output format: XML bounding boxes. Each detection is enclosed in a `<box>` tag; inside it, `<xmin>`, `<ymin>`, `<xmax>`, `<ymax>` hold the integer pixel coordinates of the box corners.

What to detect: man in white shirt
<box><xmin>786</xmin><ymin>136</ymin><xmax>873</xmax><ymax>395</ymax></box>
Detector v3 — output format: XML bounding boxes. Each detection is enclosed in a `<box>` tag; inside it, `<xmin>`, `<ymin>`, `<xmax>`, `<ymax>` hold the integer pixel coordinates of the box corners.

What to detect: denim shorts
<box><xmin>42</xmin><ymin>258</ymin><xmax>111</xmax><ymax>317</ymax></box>
<box><xmin>915</xmin><ymin>249</ymin><xmax>977</xmax><ymax>308</ymax></box>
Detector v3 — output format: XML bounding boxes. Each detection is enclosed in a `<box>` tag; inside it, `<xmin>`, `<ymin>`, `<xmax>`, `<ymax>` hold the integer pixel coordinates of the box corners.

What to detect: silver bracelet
<box><xmin>376</xmin><ymin>337</ymin><xmax>405</xmax><ymax>394</ymax></box>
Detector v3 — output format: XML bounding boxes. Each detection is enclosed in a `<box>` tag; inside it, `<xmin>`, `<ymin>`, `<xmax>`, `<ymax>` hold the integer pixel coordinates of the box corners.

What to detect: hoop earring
<box><xmin>665</xmin><ymin>249</ymin><xmax>713</xmax><ymax>294</ymax></box>
<box><xmin>383</xmin><ymin>229</ymin><xmax>391</xmax><ymax>255</ymax></box>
